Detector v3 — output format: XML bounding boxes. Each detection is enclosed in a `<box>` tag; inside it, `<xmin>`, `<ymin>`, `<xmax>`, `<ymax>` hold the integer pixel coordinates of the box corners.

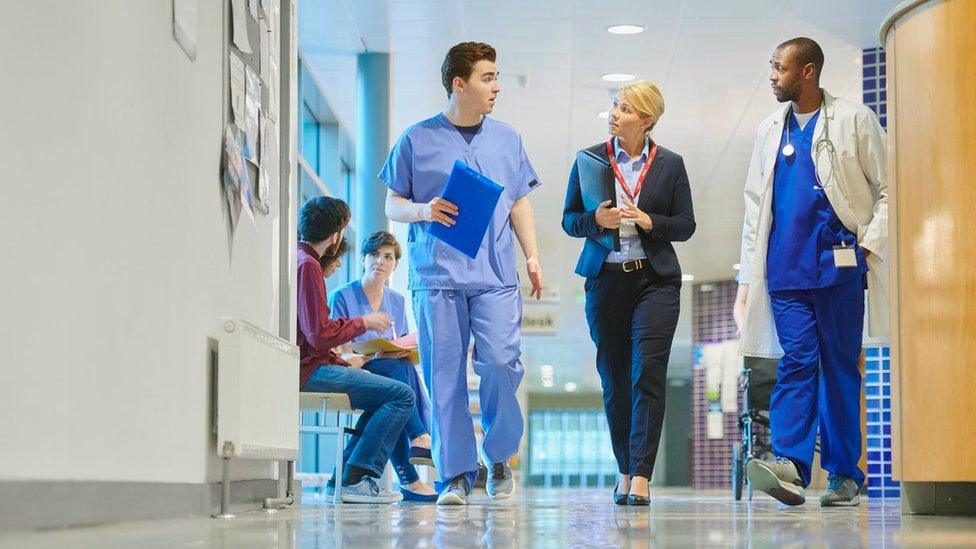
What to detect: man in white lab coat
<box><xmin>734</xmin><ymin>37</ymin><xmax>888</xmax><ymax>507</ymax></box>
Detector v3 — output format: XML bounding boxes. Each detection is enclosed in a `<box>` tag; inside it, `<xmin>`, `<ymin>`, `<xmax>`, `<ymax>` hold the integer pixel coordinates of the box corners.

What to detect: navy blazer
<box><xmin>561</xmin><ymin>141</ymin><xmax>696</xmax><ymax>279</ymax></box>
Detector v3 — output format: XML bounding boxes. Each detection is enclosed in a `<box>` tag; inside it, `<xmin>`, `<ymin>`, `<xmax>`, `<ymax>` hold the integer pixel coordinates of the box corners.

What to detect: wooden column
<box><xmin>883</xmin><ymin>0</ymin><xmax>976</xmax><ymax>515</ymax></box>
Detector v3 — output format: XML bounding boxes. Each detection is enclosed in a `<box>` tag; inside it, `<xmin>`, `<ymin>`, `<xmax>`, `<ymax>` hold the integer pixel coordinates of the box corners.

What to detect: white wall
<box><xmin>0</xmin><ymin>1</ymin><xmax>283</xmax><ymax>483</ymax></box>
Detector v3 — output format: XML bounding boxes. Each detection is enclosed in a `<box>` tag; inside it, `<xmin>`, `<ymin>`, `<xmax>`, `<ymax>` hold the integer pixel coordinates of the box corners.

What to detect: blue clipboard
<box><xmin>429</xmin><ymin>160</ymin><xmax>503</xmax><ymax>259</ymax></box>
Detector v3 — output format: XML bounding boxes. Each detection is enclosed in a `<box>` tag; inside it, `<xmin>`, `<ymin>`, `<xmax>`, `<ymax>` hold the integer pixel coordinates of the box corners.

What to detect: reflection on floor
<box><xmin>3</xmin><ymin>489</ymin><xmax>976</xmax><ymax>548</ymax></box>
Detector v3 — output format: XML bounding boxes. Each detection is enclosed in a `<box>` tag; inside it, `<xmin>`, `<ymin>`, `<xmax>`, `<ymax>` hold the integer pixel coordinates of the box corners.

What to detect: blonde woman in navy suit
<box><xmin>562</xmin><ymin>81</ymin><xmax>695</xmax><ymax>506</ymax></box>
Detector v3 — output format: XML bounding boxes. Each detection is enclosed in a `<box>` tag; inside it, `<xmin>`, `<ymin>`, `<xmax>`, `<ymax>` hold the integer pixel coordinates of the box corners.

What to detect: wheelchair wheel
<box><xmin>732</xmin><ymin>442</ymin><xmax>744</xmax><ymax>501</ymax></box>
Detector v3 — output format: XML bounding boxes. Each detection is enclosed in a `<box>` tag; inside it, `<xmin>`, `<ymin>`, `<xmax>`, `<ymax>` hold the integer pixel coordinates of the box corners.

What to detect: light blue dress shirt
<box><xmin>606</xmin><ymin>135</ymin><xmax>650</xmax><ymax>263</ymax></box>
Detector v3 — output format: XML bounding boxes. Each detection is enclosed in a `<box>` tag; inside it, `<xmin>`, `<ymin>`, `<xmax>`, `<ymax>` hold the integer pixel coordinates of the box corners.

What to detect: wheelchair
<box><xmin>731</xmin><ymin>357</ymin><xmax>778</xmax><ymax>501</ymax></box>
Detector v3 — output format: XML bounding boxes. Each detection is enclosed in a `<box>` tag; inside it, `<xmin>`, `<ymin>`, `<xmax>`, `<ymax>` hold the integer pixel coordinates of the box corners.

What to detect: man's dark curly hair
<box><xmin>298</xmin><ymin>196</ymin><xmax>350</xmax><ymax>244</ymax></box>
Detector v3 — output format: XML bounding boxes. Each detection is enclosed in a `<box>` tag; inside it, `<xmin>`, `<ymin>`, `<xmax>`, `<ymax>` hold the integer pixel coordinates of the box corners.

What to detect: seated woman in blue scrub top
<box><xmin>562</xmin><ymin>81</ymin><xmax>695</xmax><ymax>506</ymax></box>
<box><xmin>329</xmin><ymin>231</ymin><xmax>438</xmax><ymax>502</ymax></box>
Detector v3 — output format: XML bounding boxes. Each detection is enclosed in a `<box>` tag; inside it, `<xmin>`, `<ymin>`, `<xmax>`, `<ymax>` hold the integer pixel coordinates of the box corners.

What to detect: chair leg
<box><xmin>334</xmin><ymin>422</ymin><xmax>344</xmax><ymax>505</ymax></box>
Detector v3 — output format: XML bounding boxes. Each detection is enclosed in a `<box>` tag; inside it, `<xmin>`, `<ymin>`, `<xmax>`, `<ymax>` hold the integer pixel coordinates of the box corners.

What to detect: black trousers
<box><xmin>584</xmin><ymin>268</ymin><xmax>681</xmax><ymax>478</ymax></box>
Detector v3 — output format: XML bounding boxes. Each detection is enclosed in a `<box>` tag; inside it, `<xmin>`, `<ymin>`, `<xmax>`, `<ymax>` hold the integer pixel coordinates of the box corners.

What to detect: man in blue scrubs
<box><xmin>383</xmin><ymin>42</ymin><xmax>543</xmax><ymax>505</ymax></box>
<box><xmin>737</xmin><ymin>37</ymin><xmax>888</xmax><ymax>507</ymax></box>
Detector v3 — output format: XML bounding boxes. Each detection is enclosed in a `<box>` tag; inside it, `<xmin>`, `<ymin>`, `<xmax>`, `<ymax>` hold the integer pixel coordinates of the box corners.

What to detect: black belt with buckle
<box><xmin>603</xmin><ymin>259</ymin><xmax>647</xmax><ymax>273</ymax></box>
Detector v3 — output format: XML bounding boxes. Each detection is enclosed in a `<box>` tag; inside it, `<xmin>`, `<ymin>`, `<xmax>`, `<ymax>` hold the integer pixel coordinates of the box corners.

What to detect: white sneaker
<box><xmin>341</xmin><ymin>477</ymin><xmax>403</xmax><ymax>504</ymax></box>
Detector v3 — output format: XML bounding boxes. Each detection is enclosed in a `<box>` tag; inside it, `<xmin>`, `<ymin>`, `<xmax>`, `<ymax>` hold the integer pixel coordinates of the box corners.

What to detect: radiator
<box><xmin>215</xmin><ymin>317</ymin><xmax>299</xmax><ymax>460</ymax></box>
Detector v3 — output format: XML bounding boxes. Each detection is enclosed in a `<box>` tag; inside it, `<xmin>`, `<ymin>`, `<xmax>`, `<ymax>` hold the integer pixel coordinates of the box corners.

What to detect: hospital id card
<box><xmin>833</xmin><ymin>245</ymin><xmax>858</xmax><ymax>268</ymax></box>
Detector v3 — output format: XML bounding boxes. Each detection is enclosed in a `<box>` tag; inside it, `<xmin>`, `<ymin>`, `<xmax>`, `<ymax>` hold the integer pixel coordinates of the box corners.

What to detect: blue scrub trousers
<box><xmin>412</xmin><ymin>286</ymin><xmax>525</xmax><ymax>486</ymax></box>
<box><xmin>768</xmin><ymin>275</ymin><xmax>866</xmax><ymax>487</ymax></box>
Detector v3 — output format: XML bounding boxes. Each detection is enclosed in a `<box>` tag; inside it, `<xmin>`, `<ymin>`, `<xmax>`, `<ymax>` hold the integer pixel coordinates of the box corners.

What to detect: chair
<box><xmin>299</xmin><ymin>392</ymin><xmax>359</xmax><ymax>504</ymax></box>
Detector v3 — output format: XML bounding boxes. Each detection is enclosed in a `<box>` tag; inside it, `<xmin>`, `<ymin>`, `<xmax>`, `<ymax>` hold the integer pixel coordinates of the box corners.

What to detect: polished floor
<box><xmin>3</xmin><ymin>488</ymin><xmax>976</xmax><ymax>548</ymax></box>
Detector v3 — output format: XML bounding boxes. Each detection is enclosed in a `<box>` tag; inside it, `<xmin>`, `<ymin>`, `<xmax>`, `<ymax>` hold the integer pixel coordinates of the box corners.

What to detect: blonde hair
<box><xmin>619</xmin><ymin>80</ymin><xmax>665</xmax><ymax>134</ymax></box>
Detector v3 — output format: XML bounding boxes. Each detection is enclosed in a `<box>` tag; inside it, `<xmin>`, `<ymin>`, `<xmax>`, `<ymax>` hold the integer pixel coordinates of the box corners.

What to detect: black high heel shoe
<box><xmin>627</xmin><ymin>492</ymin><xmax>650</xmax><ymax>506</ymax></box>
<box><xmin>613</xmin><ymin>483</ymin><xmax>628</xmax><ymax>506</ymax></box>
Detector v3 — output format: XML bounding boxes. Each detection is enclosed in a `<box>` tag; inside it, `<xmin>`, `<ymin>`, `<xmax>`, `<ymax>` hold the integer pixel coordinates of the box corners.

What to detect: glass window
<box><xmin>527</xmin><ymin>409</ymin><xmax>617</xmax><ymax>488</ymax></box>
<box><xmin>301</xmin><ymin>102</ymin><xmax>320</xmax><ymax>174</ymax></box>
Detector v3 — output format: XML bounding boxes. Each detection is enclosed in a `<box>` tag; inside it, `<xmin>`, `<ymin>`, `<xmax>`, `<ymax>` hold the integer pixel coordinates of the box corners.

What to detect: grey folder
<box><xmin>576</xmin><ymin>149</ymin><xmax>619</xmax><ymax>252</ymax></box>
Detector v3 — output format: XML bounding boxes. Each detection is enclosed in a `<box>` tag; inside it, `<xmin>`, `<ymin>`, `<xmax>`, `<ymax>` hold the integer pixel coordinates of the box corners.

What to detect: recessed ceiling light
<box><xmin>598</xmin><ymin>111</ymin><xmax>609</xmax><ymax>119</ymax></box>
<box><xmin>602</xmin><ymin>73</ymin><xmax>636</xmax><ymax>83</ymax></box>
<box><xmin>682</xmin><ymin>274</ymin><xmax>695</xmax><ymax>282</ymax></box>
<box><xmin>564</xmin><ymin>382</ymin><xmax>578</xmax><ymax>392</ymax></box>
<box><xmin>607</xmin><ymin>24</ymin><xmax>644</xmax><ymax>35</ymax></box>
<box><xmin>732</xmin><ymin>263</ymin><xmax>741</xmax><ymax>271</ymax></box>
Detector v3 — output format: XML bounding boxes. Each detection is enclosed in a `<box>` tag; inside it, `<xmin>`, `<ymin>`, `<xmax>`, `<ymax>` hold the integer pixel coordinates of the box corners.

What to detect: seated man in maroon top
<box><xmin>296</xmin><ymin>196</ymin><xmax>414</xmax><ymax>504</ymax></box>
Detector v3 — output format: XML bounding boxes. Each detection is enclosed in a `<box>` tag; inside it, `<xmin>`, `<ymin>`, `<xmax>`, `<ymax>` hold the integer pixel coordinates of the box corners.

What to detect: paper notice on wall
<box><xmin>243</xmin><ymin>65</ymin><xmax>261</xmax><ymax>164</ymax></box>
<box><xmin>259</xmin><ymin>19</ymin><xmax>270</xmax><ymax>84</ymax></box>
<box><xmin>267</xmin><ymin>58</ymin><xmax>279</xmax><ymax>122</ymax></box>
<box><xmin>230</xmin><ymin>0</ymin><xmax>252</xmax><ymax>53</ymax></box>
<box><xmin>241</xmin><ymin>162</ymin><xmax>257</xmax><ymax>226</ymax></box>
<box><xmin>266</xmin><ymin>117</ymin><xmax>279</xmax><ymax>199</ymax></box>
<box><xmin>267</xmin><ymin>0</ymin><xmax>279</xmax><ymax>62</ymax></box>
<box><xmin>702</xmin><ymin>340</ymin><xmax>742</xmax><ymax>414</ymax></box>
<box><xmin>172</xmin><ymin>0</ymin><xmax>197</xmax><ymax>60</ymax></box>
<box><xmin>721</xmin><ymin>340</ymin><xmax>742</xmax><ymax>413</ymax></box>
<box><xmin>707</xmin><ymin>409</ymin><xmax>724</xmax><ymax>439</ymax></box>
<box><xmin>257</xmin><ymin>116</ymin><xmax>276</xmax><ymax>211</ymax></box>
<box><xmin>222</xmin><ymin>125</ymin><xmax>245</xmax><ymax>232</ymax></box>
<box><xmin>229</xmin><ymin>52</ymin><xmax>245</xmax><ymax>124</ymax></box>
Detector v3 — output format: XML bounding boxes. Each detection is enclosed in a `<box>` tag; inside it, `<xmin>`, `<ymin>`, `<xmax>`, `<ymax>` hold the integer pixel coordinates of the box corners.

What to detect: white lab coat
<box><xmin>737</xmin><ymin>89</ymin><xmax>889</xmax><ymax>359</ymax></box>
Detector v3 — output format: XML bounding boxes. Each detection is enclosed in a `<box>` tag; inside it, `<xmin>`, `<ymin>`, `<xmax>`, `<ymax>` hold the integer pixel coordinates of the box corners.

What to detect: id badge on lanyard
<box><xmin>833</xmin><ymin>241</ymin><xmax>857</xmax><ymax>268</ymax></box>
<box><xmin>606</xmin><ymin>139</ymin><xmax>659</xmax><ymax>203</ymax></box>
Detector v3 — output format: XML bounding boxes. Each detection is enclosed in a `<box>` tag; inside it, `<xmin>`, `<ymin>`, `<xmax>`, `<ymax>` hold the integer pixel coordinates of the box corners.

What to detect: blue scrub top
<box><xmin>766</xmin><ymin>111</ymin><xmax>867</xmax><ymax>292</ymax></box>
<box><xmin>329</xmin><ymin>280</ymin><xmax>410</xmax><ymax>343</ymax></box>
<box><xmin>379</xmin><ymin>114</ymin><xmax>541</xmax><ymax>290</ymax></box>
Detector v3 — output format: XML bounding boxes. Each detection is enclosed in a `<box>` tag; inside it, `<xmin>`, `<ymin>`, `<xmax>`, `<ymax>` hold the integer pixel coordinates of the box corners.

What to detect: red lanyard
<box><xmin>606</xmin><ymin>139</ymin><xmax>658</xmax><ymax>201</ymax></box>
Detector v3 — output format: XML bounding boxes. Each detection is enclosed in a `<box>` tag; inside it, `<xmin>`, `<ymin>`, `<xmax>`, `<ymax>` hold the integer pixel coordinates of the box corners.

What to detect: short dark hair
<box><xmin>361</xmin><ymin>231</ymin><xmax>401</xmax><ymax>260</ymax></box>
<box><xmin>441</xmin><ymin>42</ymin><xmax>496</xmax><ymax>98</ymax></box>
<box><xmin>319</xmin><ymin>237</ymin><xmax>349</xmax><ymax>269</ymax></box>
<box><xmin>298</xmin><ymin>196</ymin><xmax>350</xmax><ymax>244</ymax></box>
<box><xmin>777</xmin><ymin>37</ymin><xmax>825</xmax><ymax>78</ymax></box>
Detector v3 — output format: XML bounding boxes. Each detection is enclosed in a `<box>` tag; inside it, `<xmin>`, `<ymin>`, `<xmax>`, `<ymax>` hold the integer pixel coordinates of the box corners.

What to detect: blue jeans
<box><xmin>302</xmin><ymin>364</ymin><xmax>415</xmax><ymax>479</ymax></box>
<box><xmin>363</xmin><ymin>358</ymin><xmax>431</xmax><ymax>485</ymax></box>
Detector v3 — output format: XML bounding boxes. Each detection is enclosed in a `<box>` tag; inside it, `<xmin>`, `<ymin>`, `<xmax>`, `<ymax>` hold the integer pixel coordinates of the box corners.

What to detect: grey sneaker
<box><xmin>341</xmin><ymin>477</ymin><xmax>403</xmax><ymax>504</ymax></box>
<box><xmin>820</xmin><ymin>474</ymin><xmax>860</xmax><ymax>507</ymax></box>
<box><xmin>487</xmin><ymin>462</ymin><xmax>515</xmax><ymax>499</ymax></box>
<box><xmin>746</xmin><ymin>457</ymin><xmax>806</xmax><ymax>506</ymax></box>
<box><xmin>437</xmin><ymin>474</ymin><xmax>470</xmax><ymax>505</ymax></box>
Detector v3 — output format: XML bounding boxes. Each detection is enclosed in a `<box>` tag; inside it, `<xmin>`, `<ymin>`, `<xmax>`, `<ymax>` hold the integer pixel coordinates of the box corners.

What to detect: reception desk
<box><xmin>882</xmin><ymin>0</ymin><xmax>976</xmax><ymax>515</ymax></box>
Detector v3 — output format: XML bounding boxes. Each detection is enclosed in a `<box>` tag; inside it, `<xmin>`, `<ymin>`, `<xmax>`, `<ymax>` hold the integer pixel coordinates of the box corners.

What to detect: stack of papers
<box><xmin>350</xmin><ymin>333</ymin><xmax>420</xmax><ymax>365</ymax></box>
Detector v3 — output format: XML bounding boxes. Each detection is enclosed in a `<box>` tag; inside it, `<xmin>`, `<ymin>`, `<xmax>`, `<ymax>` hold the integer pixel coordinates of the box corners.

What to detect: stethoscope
<box><xmin>781</xmin><ymin>94</ymin><xmax>837</xmax><ymax>188</ymax></box>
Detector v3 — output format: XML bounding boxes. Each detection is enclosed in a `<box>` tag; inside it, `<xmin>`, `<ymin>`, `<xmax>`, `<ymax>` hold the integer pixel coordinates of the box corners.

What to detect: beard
<box><xmin>775</xmin><ymin>82</ymin><xmax>801</xmax><ymax>103</ymax></box>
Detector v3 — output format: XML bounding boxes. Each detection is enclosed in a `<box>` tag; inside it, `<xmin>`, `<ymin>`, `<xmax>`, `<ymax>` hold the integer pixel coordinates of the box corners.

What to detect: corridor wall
<box><xmin>0</xmin><ymin>0</ymin><xmax>296</xmax><ymax>528</ymax></box>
